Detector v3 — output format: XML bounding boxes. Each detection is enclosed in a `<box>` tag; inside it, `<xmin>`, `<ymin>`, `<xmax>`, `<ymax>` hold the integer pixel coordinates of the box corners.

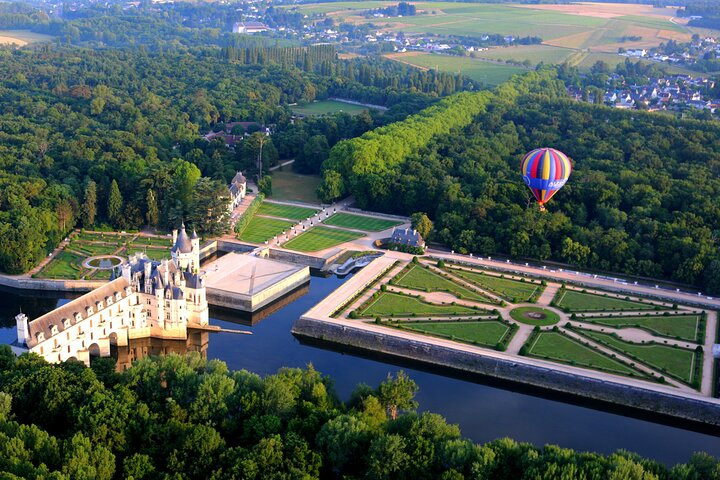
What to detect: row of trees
<box><xmin>319</xmin><ymin>68</ymin><xmax>720</xmax><ymax>292</ymax></box>
<box><xmin>0</xmin><ymin>349</ymin><xmax>717</xmax><ymax>479</ymax></box>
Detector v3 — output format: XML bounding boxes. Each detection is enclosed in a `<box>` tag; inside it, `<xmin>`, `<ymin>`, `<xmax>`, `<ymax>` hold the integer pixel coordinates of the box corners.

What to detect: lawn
<box><xmin>257</xmin><ymin>202</ymin><xmax>318</xmax><ymax>220</ymax></box>
<box><xmin>388</xmin><ymin>52</ymin><xmax>526</xmax><ymax>86</ymax></box>
<box><xmin>292</xmin><ymin>100</ymin><xmax>369</xmax><ymax>116</ymax></box>
<box><xmin>395</xmin><ymin>265</ymin><xmax>493</xmax><ymax>303</ymax></box>
<box><xmin>452</xmin><ymin>269</ymin><xmax>542</xmax><ymax>303</ymax></box>
<box><xmin>361</xmin><ymin>292</ymin><xmax>481</xmax><ymax>317</ymax></box>
<box><xmin>401</xmin><ymin>320</ymin><xmax>511</xmax><ymax>347</ymax></box>
<box><xmin>70</xmin><ymin>242</ymin><xmax>120</xmax><ymax>256</ymax></box>
<box><xmin>528</xmin><ymin>331</ymin><xmax>642</xmax><ymax>377</ymax></box>
<box><xmin>324</xmin><ymin>213</ymin><xmax>402</xmax><ymax>232</ymax></box>
<box><xmin>509</xmin><ymin>307</ymin><xmax>560</xmax><ymax>327</ymax></box>
<box><xmin>39</xmin><ymin>252</ymin><xmax>84</xmax><ymax>279</ymax></box>
<box><xmin>587</xmin><ymin>315</ymin><xmax>701</xmax><ymax>342</ymax></box>
<box><xmin>554</xmin><ymin>289</ymin><xmax>659</xmax><ymax>312</ymax></box>
<box><xmin>580</xmin><ymin>330</ymin><xmax>698</xmax><ymax>385</ymax></box>
<box><xmin>283</xmin><ymin>226</ymin><xmax>364</xmax><ymax>252</ymax></box>
<box><xmin>132</xmin><ymin>236</ymin><xmax>172</xmax><ymax>247</ymax></box>
<box><xmin>238</xmin><ymin>216</ymin><xmax>295</xmax><ymax>244</ymax></box>
<box><xmin>269</xmin><ymin>170</ymin><xmax>321</xmax><ymax>204</ymax></box>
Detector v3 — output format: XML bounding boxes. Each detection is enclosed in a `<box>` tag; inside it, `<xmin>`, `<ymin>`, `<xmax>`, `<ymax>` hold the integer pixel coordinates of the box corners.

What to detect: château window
<box><xmin>50</xmin><ymin>325</ymin><xmax>58</xmax><ymax>336</ymax></box>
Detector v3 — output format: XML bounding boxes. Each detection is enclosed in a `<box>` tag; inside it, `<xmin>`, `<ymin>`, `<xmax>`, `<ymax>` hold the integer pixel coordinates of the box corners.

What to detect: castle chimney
<box><xmin>15</xmin><ymin>313</ymin><xmax>29</xmax><ymax>346</ymax></box>
<box><xmin>172</xmin><ymin>229</ymin><xmax>178</xmax><ymax>245</ymax></box>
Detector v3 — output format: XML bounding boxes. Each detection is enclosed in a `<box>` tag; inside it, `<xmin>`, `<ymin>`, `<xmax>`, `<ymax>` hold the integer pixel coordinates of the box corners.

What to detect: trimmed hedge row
<box><xmin>233</xmin><ymin>193</ymin><xmax>265</xmax><ymax>239</ymax></box>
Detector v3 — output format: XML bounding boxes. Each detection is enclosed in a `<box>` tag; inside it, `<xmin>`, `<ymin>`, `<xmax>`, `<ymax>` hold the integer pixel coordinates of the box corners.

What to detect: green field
<box><xmin>580</xmin><ymin>330</ymin><xmax>698</xmax><ymax>385</ymax></box>
<box><xmin>269</xmin><ymin>170</ymin><xmax>321</xmax><ymax>204</ymax></box>
<box><xmin>292</xmin><ymin>100</ymin><xmax>369</xmax><ymax>116</ymax></box>
<box><xmin>401</xmin><ymin>320</ymin><xmax>511</xmax><ymax>347</ymax></box>
<box><xmin>283</xmin><ymin>226</ymin><xmax>364</xmax><ymax>252</ymax></box>
<box><xmin>257</xmin><ymin>202</ymin><xmax>319</xmax><ymax>220</ymax></box>
<box><xmin>528</xmin><ymin>331</ymin><xmax>641</xmax><ymax>377</ymax></box>
<box><xmin>475</xmin><ymin>45</ymin><xmax>575</xmax><ymax>65</ymax></box>
<box><xmin>238</xmin><ymin>216</ymin><xmax>295</xmax><ymax>244</ymax></box>
<box><xmin>587</xmin><ymin>315</ymin><xmax>701</xmax><ymax>342</ymax></box>
<box><xmin>391</xmin><ymin>53</ymin><xmax>526</xmax><ymax>86</ymax></box>
<box><xmin>39</xmin><ymin>251</ymin><xmax>84</xmax><ymax>279</ymax></box>
<box><xmin>509</xmin><ymin>307</ymin><xmax>560</xmax><ymax>327</ymax></box>
<box><xmin>555</xmin><ymin>289</ymin><xmax>659</xmax><ymax>312</ymax></box>
<box><xmin>452</xmin><ymin>269</ymin><xmax>541</xmax><ymax>303</ymax></box>
<box><xmin>323</xmin><ymin>212</ymin><xmax>402</xmax><ymax>232</ymax></box>
<box><xmin>361</xmin><ymin>292</ymin><xmax>481</xmax><ymax>317</ymax></box>
<box><xmin>395</xmin><ymin>265</ymin><xmax>493</xmax><ymax>302</ymax></box>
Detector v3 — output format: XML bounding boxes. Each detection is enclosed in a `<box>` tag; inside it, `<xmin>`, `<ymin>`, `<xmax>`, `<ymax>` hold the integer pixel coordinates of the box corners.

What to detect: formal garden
<box><xmin>450</xmin><ymin>267</ymin><xmax>544</xmax><ymax>303</ymax></box>
<box><xmin>340</xmin><ymin>257</ymin><xmax>711</xmax><ymax>392</ymax></box>
<box><xmin>392</xmin><ymin>264</ymin><xmax>495</xmax><ymax>303</ymax></box>
<box><xmin>36</xmin><ymin>231</ymin><xmax>172</xmax><ymax>280</ymax></box>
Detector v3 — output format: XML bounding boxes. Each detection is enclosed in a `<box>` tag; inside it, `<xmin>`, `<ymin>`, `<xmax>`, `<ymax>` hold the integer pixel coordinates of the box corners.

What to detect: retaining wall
<box><xmin>292</xmin><ymin>317</ymin><xmax>720</xmax><ymax>425</ymax></box>
<box><xmin>0</xmin><ymin>275</ymin><xmax>105</xmax><ymax>292</ymax></box>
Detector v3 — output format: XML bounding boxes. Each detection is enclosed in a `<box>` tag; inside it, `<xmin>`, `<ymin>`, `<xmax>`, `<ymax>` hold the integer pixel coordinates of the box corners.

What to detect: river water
<box><xmin>1</xmin><ymin>272</ymin><xmax>719</xmax><ymax>466</ymax></box>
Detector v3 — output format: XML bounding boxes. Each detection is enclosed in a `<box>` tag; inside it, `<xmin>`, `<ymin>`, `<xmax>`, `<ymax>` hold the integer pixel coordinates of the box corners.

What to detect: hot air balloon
<box><xmin>520</xmin><ymin>148</ymin><xmax>572</xmax><ymax>211</ymax></box>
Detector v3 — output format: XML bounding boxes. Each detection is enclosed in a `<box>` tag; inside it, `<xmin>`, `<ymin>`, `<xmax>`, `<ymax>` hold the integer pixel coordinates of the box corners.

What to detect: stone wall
<box><xmin>0</xmin><ymin>275</ymin><xmax>105</xmax><ymax>292</ymax></box>
<box><xmin>292</xmin><ymin>317</ymin><xmax>720</xmax><ymax>425</ymax></box>
<box><xmin>268</xmin><ymin>249</ymin><xmax>330</xmax><ymax>270</ymax></box>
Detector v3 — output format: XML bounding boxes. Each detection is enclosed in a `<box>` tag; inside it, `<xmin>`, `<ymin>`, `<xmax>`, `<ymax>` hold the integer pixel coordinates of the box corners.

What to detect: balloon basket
<box><xmin>538</xmin><ymin>204</ymin><xmax>546</xmax><ymax>212</ymax></box>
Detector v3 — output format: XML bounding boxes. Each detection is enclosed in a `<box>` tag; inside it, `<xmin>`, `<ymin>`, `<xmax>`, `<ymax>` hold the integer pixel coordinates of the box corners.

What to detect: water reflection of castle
<box><xmin>114</xmin><ymin>330</ymin><xmax>209</xmax><ymax>371</ymax></box>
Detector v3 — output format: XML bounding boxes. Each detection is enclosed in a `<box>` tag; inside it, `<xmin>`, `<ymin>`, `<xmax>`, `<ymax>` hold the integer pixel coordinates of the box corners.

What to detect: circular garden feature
<box><xmin>509</xmin><ymin>306</ymin><xmax>560</xmax><ymax>326</ymax></box>
<box><xmin>84</xmin><ymin>256</ymin><xmax>123</xmax><ymax>270</ymax></box>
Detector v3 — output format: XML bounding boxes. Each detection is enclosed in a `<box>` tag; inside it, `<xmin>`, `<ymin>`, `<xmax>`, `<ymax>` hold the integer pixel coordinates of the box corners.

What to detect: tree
<box><xmin>146</xmin><ymin>189</ymin><xmax>159</xmax><ymax>228</ymax></box>
<box><xmin>258</xmin><ymin>176</ymin><xmax>272</xmax><ymax>196</ymax></box>
<box><xmin>295</xmin><ymin>134</ymin><xmax>329</xmax><ymax>174</ymax></box>
<box><xmin>55</xmin><ymin>200</ymin><xmax>74</xmax><ymax>234</ymax></box>
<box><xmin>107</xmin><ymin>179</ymin><xmax>123</xmax><ymax>226</ymax></box>
<box><xmin>378</xmin><ymin>371</ymin><xmax>418</xmax><ymax>420</ymax></box>
<box><xmin>411</xmin><ymin>212</ymin><xmax>433</xmax><ymax>239</ymax></box>
<box><xmin>317</xmin><ymin>170</ymin><xmax>345</xmax><ymax>203</ymax></box>
<box><xmin>187</xmin><ymin>178</ymin><xmax>231</xmax><ymax>236</ymax></box>
<box><xmin>82</xmin><ymin>179</ymin><xmax>97</xmax><ymax>227</ymax></box>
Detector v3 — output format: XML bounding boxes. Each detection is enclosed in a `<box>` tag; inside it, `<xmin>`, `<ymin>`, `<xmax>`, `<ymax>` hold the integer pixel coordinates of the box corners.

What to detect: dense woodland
<box><xmin>321</xmin><ymin>69</ymin><xmax>720</xmax><ymax>293</ymax></box>
<box><xmin>0</xmin><ymin>349</ymin><xmax>717</xmax><ymax>480</ymax></box>
<box><xmin>0</xmin><ymin>39</ymin><xmax>456</xmax><ymax>274</ymax></box>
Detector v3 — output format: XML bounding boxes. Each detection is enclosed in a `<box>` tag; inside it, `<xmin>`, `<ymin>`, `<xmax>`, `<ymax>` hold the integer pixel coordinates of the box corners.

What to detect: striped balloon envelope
<box><xmin>520</xmin><ymin>148</ymin><xmax>572</xmax><ymax>210</ymax></box>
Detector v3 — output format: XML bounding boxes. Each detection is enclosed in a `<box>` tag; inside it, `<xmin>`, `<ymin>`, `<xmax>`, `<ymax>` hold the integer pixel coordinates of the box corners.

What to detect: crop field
<box><xmin>554</xmin><ymin>289</ymin><xmax>659</xmax><ymax>312</ymax></box>
<box><xmin>238</xmin><ymin>216</ymin><xmax>295</xmax><ymax>244</ymax></box>
<box><xmin>452</xmin><ymin>269</ymin><xmax>542</xmax><ymax>303</ymax></box>
<box><xmin>361</xmin><ymin>292</ymin><xmax>481</xmax><ymax>317</ymax></box>
<box><xmin>401</xmin><ymin>320</ymin><xmax>511</xmax><ymax>347</ymax></box>
<box><xmin>269</xmin><ymin>171</ymin><xmax>321</xmax><ymax>205</ymax></box>
<box><xmin>314</xmin><ymin>1</ymin><xmax>692</xmax><ymax>71</ymax></box>
<box><xmin>527</xmin><ymin>331</ymin><xmax>642</xmax><ymax>377</ymax></box>
<box><xmin>474</xmin><ymin>45</ymin><xmax>576</xmax><ymax>65</ymax></box>
<box><xmin>0</xmin><ymin>30</ymin><xmax>54</xmax><ymax>46</ymax></box>
<box><xmin>394</xmin><ymin>265</ymin><xmax>492</xmax><ymax>302</ymax></box>
<box><xmin>580</xmin><ymin>330</ymin><xmax>698</xmax><ymax>384</ymax></box>
<box><xmin>587</xmin><ymin>314</ymin><xmax>701</xmax><ymax>342</ymax></box>
<box><xmin>283</xmin><ymin>226</ymin><xmax>364</xmax><ymax>252</ymax></box>
<box><xmin>292</xmin><ymin>100</ymin><xmax>369</xmax><ymax>116</ymax></box>
<box><xmin>387</xmin><ymin>52</ymin><xmax>526</xmax><ymax>86</ymax></box>
<box><xmin>323</xmin><ymin>213</ymin><xmax>402</xmax><ymax>232</ymax></box>
<box><xmin>257</xmin><ymin>202</ymin><xmax>318</xmax><ymax>220</ymax></box>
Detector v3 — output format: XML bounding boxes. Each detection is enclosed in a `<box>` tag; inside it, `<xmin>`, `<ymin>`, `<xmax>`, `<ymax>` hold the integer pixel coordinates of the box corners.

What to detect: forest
<box><xmin>0</xmin><ymin>38</ymin><xmax>461</xmax><ymax>274</ymax></box>
<box><xmin>0</xmin><ymin>348</ymin><xmax>717</xmax><ymax>480</ymax></box>
<box><xmin>320</xmin><ymin>69</ymin><xmax>720</xmax><ymax>293</ymax></box>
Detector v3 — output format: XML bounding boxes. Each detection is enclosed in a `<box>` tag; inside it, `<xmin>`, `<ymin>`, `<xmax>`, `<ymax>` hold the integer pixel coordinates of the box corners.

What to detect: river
<box><xmin>1</xmin><ymin>272</ymin><xmax>719</xmax><ymax>466</ymax></box>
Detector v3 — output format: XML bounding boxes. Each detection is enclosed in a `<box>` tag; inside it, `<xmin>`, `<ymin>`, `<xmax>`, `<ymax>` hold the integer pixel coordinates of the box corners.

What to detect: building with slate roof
<box><xmin>229</xmin><ymin>171</ymin><xmax>247</xmax><ymax>212</ymax></box>
<box><xmin>14</xmin><ymin>224</ymin><xmax>208</xmax><ymax>366</ymax></box>
<box><xmin>389</xmin><ymin>227</ymin><xmax>426</xmax><ymax>250</ymax></box>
